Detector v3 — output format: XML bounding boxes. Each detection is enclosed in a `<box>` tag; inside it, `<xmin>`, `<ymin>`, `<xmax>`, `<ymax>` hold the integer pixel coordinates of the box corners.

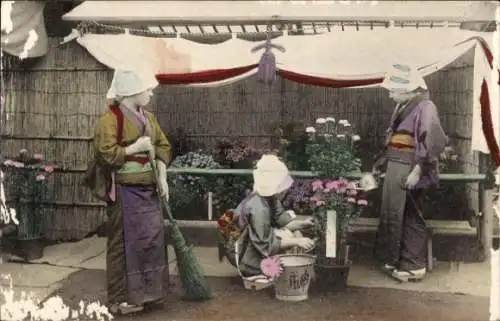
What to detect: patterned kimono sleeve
<box><xmin>248</xmin><ymin>203</ymin><xmax>281</xmax><ymax>257</ymax></box>
<box><xmin>94</xmin><ymin>113</ymin><xmax>126</xmax><ymax>167</ymax></box>
<box><xmin>414</xmin><ymin>100</ymin><xmax>448</xmax><ymax>170</ymax></box>
<box><xmin>150</xmin><ymin>115</ymin><xmax>172</xmax><ymax>166</ymax></box>
<box><xmin>273</xmin><ymin>200</ymin><xmax>295</xmax><ymax>227</ymax></box>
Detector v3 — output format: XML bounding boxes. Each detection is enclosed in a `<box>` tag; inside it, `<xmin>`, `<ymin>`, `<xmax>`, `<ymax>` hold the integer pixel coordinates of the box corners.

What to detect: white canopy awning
<box><xmin>62</xmin><ymin>1</ymin><xmax>497</xmax><ymax>24</ymax></box>
<box><xmin>73</xmin><ymin>28</ymin><xmax>498</xmax><ymax>156</ymax></box>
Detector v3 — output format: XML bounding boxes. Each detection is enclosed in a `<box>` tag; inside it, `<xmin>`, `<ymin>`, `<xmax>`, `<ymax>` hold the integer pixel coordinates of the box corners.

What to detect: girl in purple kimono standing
<box><xmin>88</xmin><ymin>69</ymin><xmax>172</xmax><ymax>314</ymax></box>
<box><xmin>372</xmin><ymin>64</ymin><xmax>448</xmax><ymax>282</ymax></box>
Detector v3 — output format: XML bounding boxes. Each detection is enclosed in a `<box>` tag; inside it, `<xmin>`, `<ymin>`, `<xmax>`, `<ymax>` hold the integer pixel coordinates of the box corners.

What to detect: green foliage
<box><xmin>210</xmin><ymin>139</ymin><xmax>274</xmax><ymax>213</ymax></box>
<box><xmin>168</xmin><ymin>150</ymin><xmax>223</xmax><ymax>219</ymax></box>
<box><xmin>305</xmin><ymin>118</ymin><xmax>362</xmax><ymax>179</ymax></box>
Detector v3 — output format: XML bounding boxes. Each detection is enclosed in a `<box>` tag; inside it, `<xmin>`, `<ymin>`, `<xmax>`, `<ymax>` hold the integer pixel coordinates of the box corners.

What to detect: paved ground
<box><xmin>51</xmin><ymin>270</ymin><xmax>488</xmax><ymax>321</ymax></box>
<box><xmin>0</xmin><ymin>236</ymin><xmax>493</xmax><ymax>321</ymax></box>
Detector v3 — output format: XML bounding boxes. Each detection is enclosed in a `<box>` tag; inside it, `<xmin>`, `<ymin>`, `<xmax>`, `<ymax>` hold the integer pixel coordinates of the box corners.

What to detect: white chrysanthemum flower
<box><xmin>343</xmin><ymin>123</ymin><xmax>351</xmax><ymax>127</ymax></box>
<box><xmin>325</xmin><ymin>117</ymin><xmax>336</xmax><ymax>122</ymax></box>
<box><xmin>338</xmin><ymin>119</ymin><xmax>348</xmax><ymax>125</ymax></box>
<box><xmin>336</xmin><ymin>134</ymin><xmax>346</xmax><ymax>138</ymax></box>
<box><xmin>316</xmin><ymin>118</ymin><xmax>326</xmax><ymax>124</ymax></box>
<box><xmin>352</xmin><ymin>135</ymin><xmax>361</xmax><ymax>141</ymax></box>
<box><xmin>305</xmin><ymin>127</ymin><xmax>316</xmax><ymax>133</ymax></box>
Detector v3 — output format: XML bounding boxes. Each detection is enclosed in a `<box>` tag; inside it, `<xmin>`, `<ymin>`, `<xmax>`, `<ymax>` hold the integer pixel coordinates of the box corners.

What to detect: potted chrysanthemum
<box><xmin>304</xmin><ymin>117</ymin><xmax>368</xmax><ymax>291</ymax></box>
<box><xmin>1</xmin><ymin>149</ymin><xmax>55</xmax><ymax>260</ymax></box>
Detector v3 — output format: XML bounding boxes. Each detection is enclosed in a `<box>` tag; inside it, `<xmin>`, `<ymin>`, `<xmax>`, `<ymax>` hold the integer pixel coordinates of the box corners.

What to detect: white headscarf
<box><xmin>106</xmin><ymin>69</ymin><xmax>159</xmax><ymax>100</ymax></box>
<box><xmin>252</xmin><ymin>155</ymin><xmax>293</xmax><ymax>197</ymax></box>
<box><xmin>380</xmin><ymin>63</ymin><xmax>428</xmax><ymax>93</ymax></box>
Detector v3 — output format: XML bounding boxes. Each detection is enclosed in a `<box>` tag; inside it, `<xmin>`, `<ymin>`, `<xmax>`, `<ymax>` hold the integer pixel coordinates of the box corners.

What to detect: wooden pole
<box><xmin>482</xmin><ymin>188</ymin><xmax>494</xmax><ymax>261</ymax></box>
<box><xmin>490</xmin><ymin>169</ymin><xmax>500</xmax><ymax>321</ymax></box>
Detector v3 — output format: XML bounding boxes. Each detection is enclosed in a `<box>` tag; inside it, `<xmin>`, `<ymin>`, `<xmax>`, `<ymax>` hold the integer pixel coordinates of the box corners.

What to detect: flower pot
<box><xmin>18</xmin><ymin>239</ymin><xmax>44</xmax><ymax>261</ymax></box>
<box><xmin>311</xmin><ymin>261</ymin><xmax>351</xmax><ymax>293</ymax></box>
<box><xmin>311</xmin><ymin>244</ymin><xmax>351</xmax><ymax>293</ymax></box>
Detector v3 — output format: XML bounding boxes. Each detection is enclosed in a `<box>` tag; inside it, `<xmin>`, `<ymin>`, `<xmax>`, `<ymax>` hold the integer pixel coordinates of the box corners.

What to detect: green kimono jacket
<box><xmin>233</xmin><ymin>193</ymin><xmax>295</xmax><ymax>276</ymax></box>
<box><xmin>85</xmin><ymin>106</ymin><xmax>172</xmax><ymax>202</ymax></box>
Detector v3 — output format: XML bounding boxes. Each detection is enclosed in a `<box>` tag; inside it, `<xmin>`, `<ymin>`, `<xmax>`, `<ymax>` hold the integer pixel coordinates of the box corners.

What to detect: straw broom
<box><xmin>148</xmin><ymin>151</ymin><xmax>213</xmax><ymax>301</ymax></box>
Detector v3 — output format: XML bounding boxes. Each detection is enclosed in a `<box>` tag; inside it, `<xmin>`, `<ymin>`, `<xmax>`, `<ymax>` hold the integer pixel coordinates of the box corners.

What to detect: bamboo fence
<box><xmin>0</xmin><ymin>37</ymin><xmax>481</xmax><ymax>241</ymax></box>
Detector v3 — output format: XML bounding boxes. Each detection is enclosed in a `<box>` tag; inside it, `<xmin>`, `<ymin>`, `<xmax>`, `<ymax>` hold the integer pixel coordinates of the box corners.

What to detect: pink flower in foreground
<box><xmin>357</xmin><ymin>199</ymin><xmax>368</xmax><ymax>206</ymax></box>
<box><xmin>338</xmin><ymin>180</ymin><xmax>348</xmax><ymax>187</ymax></box>
<box><xmin>347</xmin><ymin>197</ymin><xmax>356</xmax><ymax>203</ymax></box>
<box><xmin>347</xmin><ymin>182</ymin><xmax>357</xmax><ymax>190</ymax></box>
<box><xmin>316</xmin><ymin>200</ymin><xmax>326</xmax><ymax>206</ymax></box>
<box><xmin>311</xmin><ymin>180</ymin><xmax>323</xmax><ymax>192</ymax></box>
<box><xmin>44</xmin><ymin>164</ymin><xmax>54</xmax><ymax>173</ymax></box>
<box><xmin>261</xmin><ymin>255</ymin><xmax>283</xmax><ymax>279</ymax></box>
<box><xmin>347</xmin><ymin>189</ymin><xmax>358</xmax><ymax>196</ymax></box>
<box><xmin>325</xmin><ymin>180</ymin><xmax>338</xmax><ymax>190</ymax></box>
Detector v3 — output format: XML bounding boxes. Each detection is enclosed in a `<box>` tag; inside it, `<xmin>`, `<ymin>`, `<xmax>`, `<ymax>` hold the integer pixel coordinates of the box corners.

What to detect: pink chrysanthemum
<box><xmin>260</xmin><ymin>255</ymin><xmax>283</xmax><ymax>279</ymax></box>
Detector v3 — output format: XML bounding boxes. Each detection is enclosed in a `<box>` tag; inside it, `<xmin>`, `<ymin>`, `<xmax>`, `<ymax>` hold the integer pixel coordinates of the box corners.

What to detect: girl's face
<box><xmin>132</xmin><ymin>89</ymin><xmax>154</xmax><ymax>107</ymax></box>
<box><xmin>388</xmin><ymin>89</ymin><xmax>414</xmax><ymax>103</ymax></box>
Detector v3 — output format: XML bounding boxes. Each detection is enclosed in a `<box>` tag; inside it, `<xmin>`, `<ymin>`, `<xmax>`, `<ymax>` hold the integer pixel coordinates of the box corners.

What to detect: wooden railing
<box><xmin>164</xmin><ymin>168</ymin><xmax>496</xmax><ymax>259</ymax></box>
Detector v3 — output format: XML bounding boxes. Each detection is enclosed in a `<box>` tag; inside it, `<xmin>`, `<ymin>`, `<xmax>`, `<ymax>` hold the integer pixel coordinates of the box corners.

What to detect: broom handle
<box><xmin>148</xmin><ymin>150</ymin><xmax>176</xmax><ymax>224</ymax></box>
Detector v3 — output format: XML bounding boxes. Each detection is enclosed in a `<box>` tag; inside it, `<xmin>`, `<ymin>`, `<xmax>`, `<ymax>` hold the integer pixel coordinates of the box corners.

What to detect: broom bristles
<box><xmin>176</xmin><ymin>247</ymin><xmax>213</xmax><ymax>301</ymax></box>
<box><xmin>148</xmin><ymin>153</ymin><xmax>212</xmax><ymax>301</ymax></box>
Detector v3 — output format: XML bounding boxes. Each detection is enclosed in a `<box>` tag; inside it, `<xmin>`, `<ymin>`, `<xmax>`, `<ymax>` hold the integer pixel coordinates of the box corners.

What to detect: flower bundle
<box><xmin>309</xmin><ymin>178</ymin><xmax>368</xmax><ymax>261</ymax></box>
<box><xmin>305</xmin><ymin>117</ymin><xmax>362</xmax><ymax>179</ymax></box>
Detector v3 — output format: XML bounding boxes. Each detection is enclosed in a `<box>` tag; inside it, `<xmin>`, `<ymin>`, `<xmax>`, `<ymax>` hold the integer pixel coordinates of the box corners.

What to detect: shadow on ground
<box><xmin>45</xmin><ymin>269</ymin><xmax>487</xmax><ymax>321</ymax></box>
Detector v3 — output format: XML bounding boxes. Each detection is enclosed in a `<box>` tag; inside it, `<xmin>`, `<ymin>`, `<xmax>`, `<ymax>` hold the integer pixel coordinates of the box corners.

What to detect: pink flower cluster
<box><xmin>3</xmin><ymin>150</ymin><xmax>55</xmax><ymax>182</ymax></box>
<box><xmin>260</xmin><ymin>255</ymin><xmax>283</xmax><ymax>279</ymax></box>
<box><xmin>310</xmin><ymin>178</ymin><xmax>368</xmax><ymax>207</ymax></box>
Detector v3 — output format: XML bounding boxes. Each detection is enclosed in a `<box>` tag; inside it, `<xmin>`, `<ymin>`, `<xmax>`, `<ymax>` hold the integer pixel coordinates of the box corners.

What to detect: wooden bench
<box><xmin>166</xmin><ymin>168</ymin><xmax>494</xmax><ymax>262</ymax></box>
<box><xmin>349</xmin><ymin>217</ymin><xmax>477</xmax><ymax>272</ymax></box>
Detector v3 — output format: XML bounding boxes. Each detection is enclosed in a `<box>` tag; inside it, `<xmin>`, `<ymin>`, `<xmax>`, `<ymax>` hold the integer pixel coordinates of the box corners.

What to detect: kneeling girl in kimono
<box><xmin>88</xmin><ymin>69</ymin><xmax>172</xmax><ymax>315</ymax></box>
<box><xmin>373</xmin><ymin>64</ymin><xmax>447</xmax><ymax>282</ymax></box>
<box><xmin>218</xmin><ymin>155</ymin><xmax>315</xmax><ymax>289</ymax></box>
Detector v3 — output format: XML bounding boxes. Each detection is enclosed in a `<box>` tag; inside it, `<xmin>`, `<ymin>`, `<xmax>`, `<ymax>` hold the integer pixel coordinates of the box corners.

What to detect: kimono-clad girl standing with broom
<box><xmin>86</xmin><ymin>69</ymin><xmax>172</xmax><ymax>315</ymax></box>
<box><xmin>372</xmin><ymin>64</ymin><xmax>448</xmax><ymax>282</ymax></box>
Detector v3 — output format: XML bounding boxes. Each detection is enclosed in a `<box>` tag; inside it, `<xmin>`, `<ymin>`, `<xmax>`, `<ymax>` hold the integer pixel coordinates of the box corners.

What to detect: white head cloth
<box><xmin>380</xmin><ymin>63</ymin><xmax>428</xmax><ymax>92</ymax></box>
<box><xmin>252</xmin><ymin>154</ymin><xmax>293</xmax><ymax>197</ymax></box>
<box><xmin>106</xmin><ymin>69</ymin><xmax>159</xmax><ymax>100</ymax></box>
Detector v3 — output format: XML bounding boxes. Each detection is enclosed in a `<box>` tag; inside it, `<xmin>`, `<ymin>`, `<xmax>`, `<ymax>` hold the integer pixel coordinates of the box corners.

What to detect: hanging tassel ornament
<box><xmin>251</xmin><ymin>28</ymin><xmax>286</xmax><ymax>86</ymax></box>
<box><xmin>256</xmin><ymin>48</ymin><xmax>277</xmax><ymax>85</ymax></box>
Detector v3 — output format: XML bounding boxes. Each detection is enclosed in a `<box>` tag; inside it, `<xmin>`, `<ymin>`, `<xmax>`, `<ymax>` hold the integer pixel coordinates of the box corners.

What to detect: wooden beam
<box><xmin>349</xmin><ymin>217</ymin><xmax>476</xmax><ymax>236</ymax></box>
<box><xmin>165</xmin><ymin>167</ymin><xmax>487</xmax><ymax>183</ymax></box>
<box><xmin>169</xmin><ymin>217</ymin><xmax>477</xmax><ymax>237</ymax></box>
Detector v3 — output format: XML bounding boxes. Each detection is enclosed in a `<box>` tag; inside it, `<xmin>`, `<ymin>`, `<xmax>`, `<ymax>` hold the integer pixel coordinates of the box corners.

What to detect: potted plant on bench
<box><xmin>304</xmin><ymin>117</ymin><xmax>368</xmax><ymax>291</ymax></box>
<box><xmin>309</xmin><ymin>178</ymin><xmax>368</xmax><ymax>291</ymax></box>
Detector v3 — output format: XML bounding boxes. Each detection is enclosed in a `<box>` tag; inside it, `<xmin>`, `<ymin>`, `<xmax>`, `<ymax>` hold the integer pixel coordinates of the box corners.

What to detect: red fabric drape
<box><xmin>152</xmin><ymin>53</ymin><xmax>499</xmax><ymax>165</ymax></box>
<box><xmin>155</xmin><ymin>64</ymin><xmax>257</xmax><ymax>85</ymax></box>
<box><xmin>277</xmin><ymin>69</ymin><xmax>384</xmax><ymax>88</ymax></box>
<box><xmin>480</xmin><ymin>79</ymin><xmax>500</xmax><ymax>166</ymax></box>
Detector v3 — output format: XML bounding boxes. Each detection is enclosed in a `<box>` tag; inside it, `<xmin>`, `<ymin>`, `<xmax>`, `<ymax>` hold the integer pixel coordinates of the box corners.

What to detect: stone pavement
<box><xmin>0</xmin><ymin>235</ymin><xmax>491</xmax><ymax>309</ymax></box>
